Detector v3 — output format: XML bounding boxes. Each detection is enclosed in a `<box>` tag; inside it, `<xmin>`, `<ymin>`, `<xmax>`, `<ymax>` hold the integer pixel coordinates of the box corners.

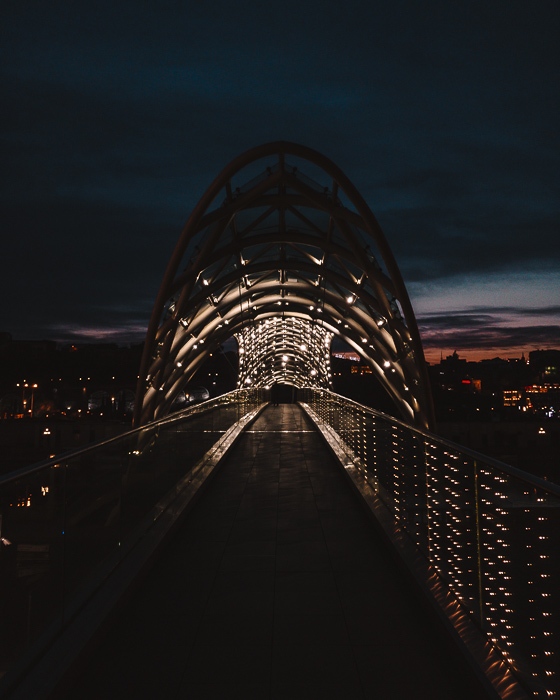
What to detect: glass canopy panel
<box><xmin>242</xmin><ymin>244</ymin><xmax>282</xmax><ymax>265</ymax></box>
<box><xmin>232</xmin><ymin>166</ymin><xmax>276</xmax><ymax>196</ymax></box>
<box><xmin>284</xmin><ymin>207</ymin><xmax>329</xmax><ymax>232</ymax></box>
<box><xmin>233</xmin><ymin>206</ymin><xmax>277</xmax><ymax>234</ymax></box>
<box><xmin>285</xmin><ymin>162</ymin><xmax>328</xmax><ymax>195</ymax></box>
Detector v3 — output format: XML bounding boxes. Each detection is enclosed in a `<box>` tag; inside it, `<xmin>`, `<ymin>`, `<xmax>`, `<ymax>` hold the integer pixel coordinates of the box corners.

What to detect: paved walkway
<box><xmin>60</xmin><ymin>405</ymin><xmax>490</xmax><ymax>699</ymax></box>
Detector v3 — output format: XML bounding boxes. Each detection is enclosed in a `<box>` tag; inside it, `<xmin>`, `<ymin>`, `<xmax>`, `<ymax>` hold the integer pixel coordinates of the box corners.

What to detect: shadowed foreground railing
<box><xmin>0</xmin><ymin>389</ymin><xmax>266</xmax><ymax>697</ymax></box>
<box><xmin>301</xmin><ymin>388</ymin><xmax>560</xmax><ymax>700</ymax></box>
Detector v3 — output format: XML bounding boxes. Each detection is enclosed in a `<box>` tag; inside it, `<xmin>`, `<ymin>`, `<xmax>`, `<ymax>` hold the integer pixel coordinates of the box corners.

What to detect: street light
<box><xmin>16</xmin><ymin>382</ymin><xmax>28</xmax><ymax>415</ymax></box>
<box><xmin>30</xmin><ymin>384</ymin><xmax>38</xmax><ymax>417</ymax></box>
<box><xmin>17</xmin><ymin>383</ymin><xmax>38</xmax><ymax>417</ymax></box>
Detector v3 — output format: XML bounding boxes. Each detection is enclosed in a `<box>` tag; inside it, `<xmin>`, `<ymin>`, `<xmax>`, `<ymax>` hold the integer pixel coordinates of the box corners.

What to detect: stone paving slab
<box><xmin>60</xmin><ymin>404</ymin><xmax>492</xmax><ymax>699</ymax></box>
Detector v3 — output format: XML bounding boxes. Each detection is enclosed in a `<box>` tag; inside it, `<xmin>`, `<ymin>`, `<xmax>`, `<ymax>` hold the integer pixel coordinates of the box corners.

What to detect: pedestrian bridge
<box><xmin>1</xmin><ymin>143</ymin><xmax>558</xmax><ymax>698</ymax></box>
<box><xmin>0</xmin><ymin>389</ymin><xmax>558</xmax><ymax>699</ymax></box>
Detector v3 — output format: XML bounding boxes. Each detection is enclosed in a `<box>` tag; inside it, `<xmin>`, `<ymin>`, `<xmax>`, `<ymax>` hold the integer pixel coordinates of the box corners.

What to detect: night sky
<box><xmin>2</xmin><ymin>1</ymin><xmax>559</xmax><ymax>363</ymax></box>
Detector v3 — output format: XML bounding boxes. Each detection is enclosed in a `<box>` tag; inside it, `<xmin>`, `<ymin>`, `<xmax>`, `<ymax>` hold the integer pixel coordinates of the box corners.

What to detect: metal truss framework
<box><xmin>237</xmin><ymin>317</ymin><xmax>333</xmax><ymax>389</ymax></box>
<box><xmin>135</xmin><ymin>142</ymin><xmax>435</xmax><ymax>428</ymax></box>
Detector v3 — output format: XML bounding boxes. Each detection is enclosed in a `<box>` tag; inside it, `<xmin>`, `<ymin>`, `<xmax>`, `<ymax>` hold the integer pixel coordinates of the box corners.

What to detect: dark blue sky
<box><xmin>2</xmin><ymin>0</ymin><xmax>559</xmax><ymax>361</ymax></box>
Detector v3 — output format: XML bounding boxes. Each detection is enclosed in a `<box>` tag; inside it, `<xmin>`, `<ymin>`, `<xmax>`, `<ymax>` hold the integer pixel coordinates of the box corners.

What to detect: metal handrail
<box><xmin>7</xmin><ymin>386</ymin><xmax>553</xmax><ymax>498</ymax></box>
<box><xmin>310</xmin><ymin>388</ymin><xmax>560</xmax><ymax>497</ymax></box>
<box><xmin>304</xmin><ymin>387</ymin><xmax>560</xmax><ymax>698</ymax></box>
<box><xmin>0</xmin><ymin>389</ymin><xmax>260</xmax><ymax>487</ymax></box>
<box><xmin>0</xmin><ymin>387</ymin><xmax>268</xmax><ymax>698</ymax></box>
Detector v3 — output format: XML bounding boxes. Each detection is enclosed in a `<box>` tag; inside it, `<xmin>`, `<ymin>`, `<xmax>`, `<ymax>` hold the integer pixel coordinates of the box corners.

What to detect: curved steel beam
<box><xmin>135</xmin><ymin>142</ymin><xmax>434</xmax><ymax>428</ymax></box>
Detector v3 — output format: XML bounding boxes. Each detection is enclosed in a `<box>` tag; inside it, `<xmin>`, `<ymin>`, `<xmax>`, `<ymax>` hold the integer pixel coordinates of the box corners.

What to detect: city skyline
<box><xmin>2</xmin><ymin>2</ymin><xmax>559</xmax><ymax>362</ymax></box>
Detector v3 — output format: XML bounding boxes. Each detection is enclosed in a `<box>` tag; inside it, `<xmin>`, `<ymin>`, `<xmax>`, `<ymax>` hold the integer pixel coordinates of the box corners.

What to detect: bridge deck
<box><xmin>61</xmin><ymin>404</ymin><xmax>489</xmax><ymax>699</ymax></box>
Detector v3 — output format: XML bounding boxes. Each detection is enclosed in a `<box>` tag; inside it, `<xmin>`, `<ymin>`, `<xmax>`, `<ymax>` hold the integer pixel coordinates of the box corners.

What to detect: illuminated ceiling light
<box><xmin>377</xmin><ymin>318</ymin><xmax>386</xmax><ymax>327</ymax></box>
<box><xmin>235</xmin><ymin>318</ymin><xmax>333</xmax><ymax>391</ymax></box>
<box><xmin>176</xmin><ymin>361</ymin><xmax>183</xmax><ymax>367</ymax></box>
<box><xmin>383</xmin><ymin>360</ymin><xmax>391</xmax><ymax>368</ymax></box>
<box><xmin>346</xmin><ymin>295</ymin><xmax>354</xmax><ymax>304</ymax></box>
<box><xmin>310</xmin><ymin>369</ymin><xmax>317</xmax><ymax>376</ymax></box>
<box><xmin>202</xmin><ymin>278</ymin><xmax>209</xmax><ymax>286</ymax></box>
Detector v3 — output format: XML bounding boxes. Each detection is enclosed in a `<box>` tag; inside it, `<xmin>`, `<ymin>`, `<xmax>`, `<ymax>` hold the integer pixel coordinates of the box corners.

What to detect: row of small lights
<box><xmin>309</xmin><ymin>389</ymin><xmax>557</xmax><ymax>696</ymax></box>
<box><xmin>236</xmin><ymin>317</ymin><xmax>333</xmax><ymax>389</ymax></box>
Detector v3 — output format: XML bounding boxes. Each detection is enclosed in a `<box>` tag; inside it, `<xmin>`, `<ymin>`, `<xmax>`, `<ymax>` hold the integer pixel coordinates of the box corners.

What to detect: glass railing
<box><xmin>0</xmin><ymin>389</ymin><xmax>267</xmax><ymax>691</ymax></box>
<box><xmin>301</xmin><ymin>388</ymin><xmax>560</xmax><ymax>700</ymax></box>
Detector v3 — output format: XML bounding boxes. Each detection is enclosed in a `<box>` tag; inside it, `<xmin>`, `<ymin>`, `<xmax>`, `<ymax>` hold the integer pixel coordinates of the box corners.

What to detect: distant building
<box><xmin>350</xmin><ymin>364</ymin><xmax>373</xmax><ymax>375</ymax></box>
<box><xmin>332</xmin><ymin>351</ymin><xmax>361</xmax><ymax>362</ymax></box>
<box><xmin>503</xmin><ymin>389</ymin><xmax>523</xmax><ymax>408</ymax></box>
<box><xmin>529</xmin><ymin>349</ymin><xmax>560</xmax><ymax>379</ymax></box>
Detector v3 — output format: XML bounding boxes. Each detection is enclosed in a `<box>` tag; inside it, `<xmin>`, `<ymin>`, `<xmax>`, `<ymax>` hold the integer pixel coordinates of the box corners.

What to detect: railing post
<box><xmin>473</xmin><ymin>460</ymin><xmax>485</xmax><ymax>631</ymax></box>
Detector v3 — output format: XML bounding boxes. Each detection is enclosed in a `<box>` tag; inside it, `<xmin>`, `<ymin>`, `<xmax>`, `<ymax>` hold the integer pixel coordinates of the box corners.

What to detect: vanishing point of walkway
<box><xmin>61</xmin><ymin>405</ymin><xmax>490</xmax><ymax>699</ymax></box>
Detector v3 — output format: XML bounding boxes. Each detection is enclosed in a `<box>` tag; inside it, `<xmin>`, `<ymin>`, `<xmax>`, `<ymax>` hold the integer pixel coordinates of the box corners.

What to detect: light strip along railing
<box><xmin>301</xmin><ymin>388</ymin><xmax>560</xmax><ymax>700</ymax></box>
<box><xmin>0</xmin><ymin>388</ymin><xmax>266</xmax><ymax>694</ymax></box>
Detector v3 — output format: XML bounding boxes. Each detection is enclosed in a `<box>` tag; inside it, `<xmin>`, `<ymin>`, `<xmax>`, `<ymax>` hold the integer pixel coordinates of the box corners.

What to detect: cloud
<box><xmin>46</xmin><ymin>322</ymin><xmax>147</xmax><ymax>344</ymax></box>
<box><xmin>0</xmin><ymin>198</ymin><xmax>170</xmax><ymax>340</ymax></box>
<box><xmin>1</xmin><ymin>0</ymin><xmax>559</xmax><ymax>358</ymax></box>
<box><xmin>417</xmin><ymin>305</ymin><xmax>560</xmax><ymax>361</ymax></box>
<box><xmin>420</xmin><ymin>321</ymin><xmax>560</xmax><ymax>353</ymax></box>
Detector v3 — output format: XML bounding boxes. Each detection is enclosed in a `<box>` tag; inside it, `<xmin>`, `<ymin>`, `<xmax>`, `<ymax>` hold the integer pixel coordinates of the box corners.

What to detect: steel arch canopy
<box><xmin>135</xmin><ymin>141</ymin><xmax>434</xmax><ymax>428</ymax></box>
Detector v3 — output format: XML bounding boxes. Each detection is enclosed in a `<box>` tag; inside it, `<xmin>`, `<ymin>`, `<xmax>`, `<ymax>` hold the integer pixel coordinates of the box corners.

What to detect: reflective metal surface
<box><xmin>0</xmin><ymin>389</ymin><xmax>266</xmax><ymax>693</ymax></box>
<box><xmin>301</xmin><ymin>388</ymin><xmax>559</xmax><ymax>699</ymax></box>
